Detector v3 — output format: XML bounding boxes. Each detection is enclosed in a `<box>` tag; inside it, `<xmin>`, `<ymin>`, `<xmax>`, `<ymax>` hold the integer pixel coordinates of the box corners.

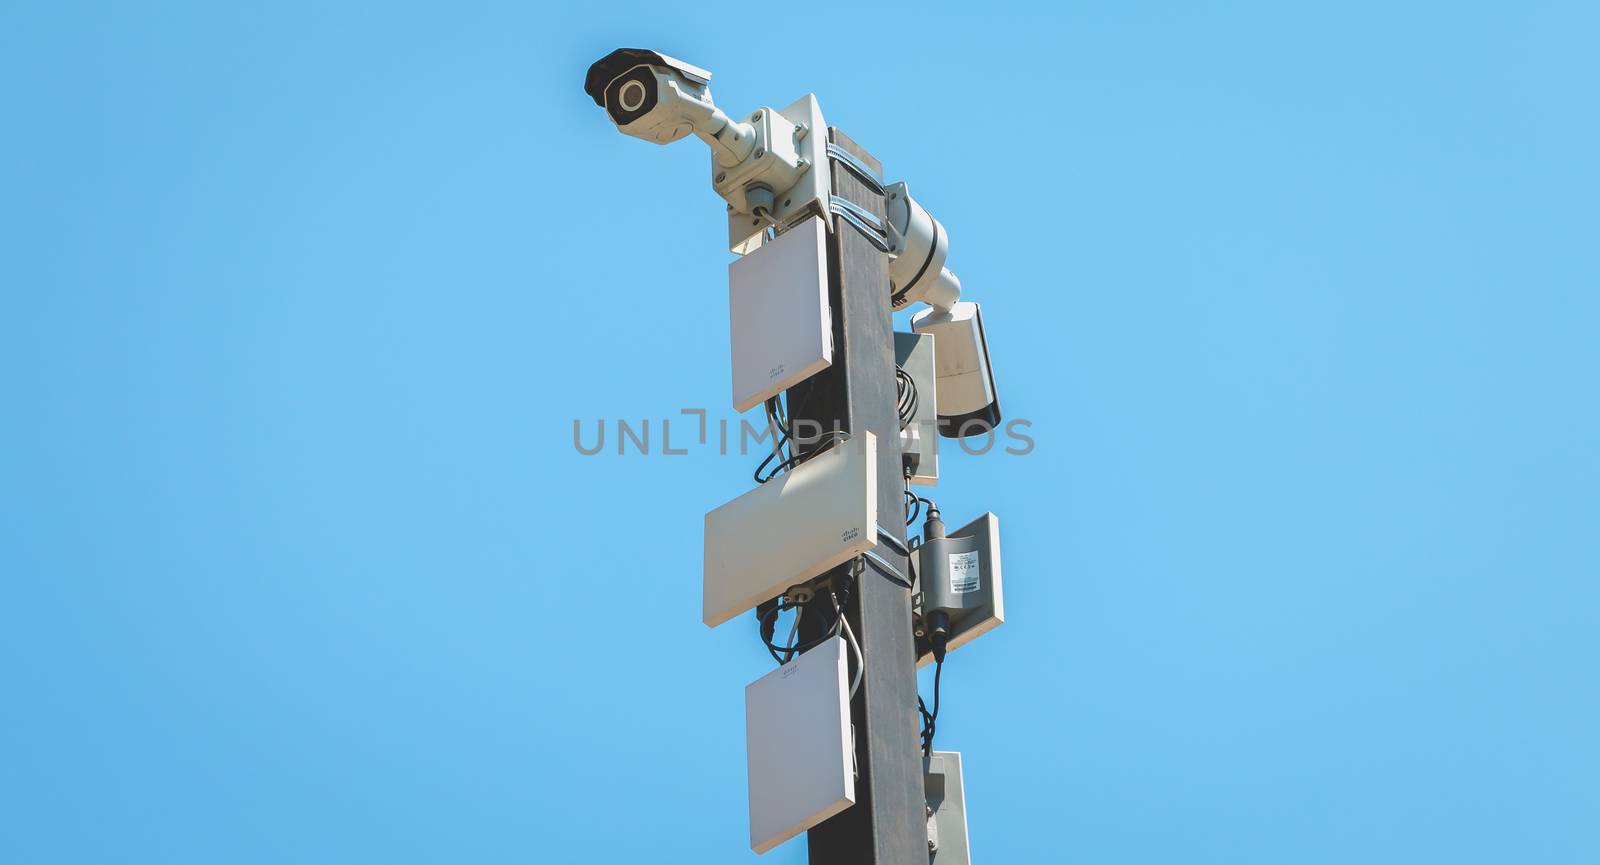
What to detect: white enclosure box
<box><xmin>745</xmin><ymin>637</ymin><xmax>855</xmax><ymax>854</ymax></box>
<box><xmin>925</xmin><ymin>751</ymin><xmax>971</xmax><ymax>865</ymax></box>
<box><xmin>728</xmin><ymin>215</ymin><xmax>832</xmax><ymax>413</ymax></box>
<box><xmin>894</xmin><ymin>331</ymin><xmax>939</xmax><ymax>485</ymax></box>
<box><xmin>703</xmin><ymin>432</ymin><xmax>877</xmax><ymax>628</ymax></box>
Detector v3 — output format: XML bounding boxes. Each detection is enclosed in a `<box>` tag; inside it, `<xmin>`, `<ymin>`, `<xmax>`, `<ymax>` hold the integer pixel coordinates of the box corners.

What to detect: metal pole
<box><xmin>790</xmin><ymin>128</ymin><xmax>926</xmax><ymax>865</ymax></box>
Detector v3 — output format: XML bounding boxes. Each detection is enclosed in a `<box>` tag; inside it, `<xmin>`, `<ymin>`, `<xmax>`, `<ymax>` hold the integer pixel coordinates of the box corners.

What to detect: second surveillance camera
<box><xmin>886</xmin><ymin>182</ymin><xmax>962</xmax><ymax>314</ymax></box>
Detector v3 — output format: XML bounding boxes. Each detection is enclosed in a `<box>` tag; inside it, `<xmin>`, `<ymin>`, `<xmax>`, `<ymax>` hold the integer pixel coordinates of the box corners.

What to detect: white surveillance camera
<box><xmin>584</xmin><ymin>49</ymin><xmax>831</xmax><ymax>252</ymax></box>
<box><xmin>583</xmin><ymin>49</ymin><xmax>757</xmax><ymax>160</ymax></box>
<box><xmin>912</xmin><ymin>301</ymin><xmax>1001</xmax><ymax>437</ymax></box>
<box><xmin>886</xmin><ymin>183</ymin><xmax>1001</xmax><ymax>438</ymax></box>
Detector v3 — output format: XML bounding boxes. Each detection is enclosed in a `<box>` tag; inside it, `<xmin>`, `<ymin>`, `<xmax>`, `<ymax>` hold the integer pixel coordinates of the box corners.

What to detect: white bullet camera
<box><xmin>584</xmin><ymin>49</ymin><xmax>754</xmax><ymax>156</ymax></box>
<box><xmin>585</xmin><ymin>48</ymin><xmax>830</xmax><ymax>251</ymax></box>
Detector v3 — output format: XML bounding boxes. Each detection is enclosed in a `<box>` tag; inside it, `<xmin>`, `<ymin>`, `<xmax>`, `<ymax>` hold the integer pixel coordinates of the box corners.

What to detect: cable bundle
<box><xmin>758</xmin><ymin>562</ymin><xmax>865</xmax><ymax>698</ymax></box>
<box><xmin>754</xmin><ymin>391</ymin><xmax>850</xmax><ymax>484</ymax></box>
<box><xmin>895</xmin><ymin>365</ymin><xmax>918</xmax><ymax>431</ymax></box>
<box><xmin>904</xmin><ymin>470</ymin><xmax>937</xmax><ymax>528</ymax></box>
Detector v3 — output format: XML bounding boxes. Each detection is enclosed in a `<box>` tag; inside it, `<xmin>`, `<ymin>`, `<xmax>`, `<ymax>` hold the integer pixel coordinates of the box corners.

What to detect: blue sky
<box><xmin>3</xmin><ymin>2</ymin><xmax>1597</xmax><ymax>863</ymax></box>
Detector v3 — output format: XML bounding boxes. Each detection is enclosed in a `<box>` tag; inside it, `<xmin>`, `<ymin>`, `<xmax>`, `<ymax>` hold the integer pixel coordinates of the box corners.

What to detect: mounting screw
<box><xmin>751</xmin><ymin>110</ymin><xmax>762</xmax><ymax>121</ymax></box>
<box><xmin>755</xmin><ymin>148</ymin><xmax>765</xmax><ymax>159</ymax></box>
<box><xmin>715</xmin><ymin>171</ymin><xmax>726</xmax><ymax>183</ymax></box>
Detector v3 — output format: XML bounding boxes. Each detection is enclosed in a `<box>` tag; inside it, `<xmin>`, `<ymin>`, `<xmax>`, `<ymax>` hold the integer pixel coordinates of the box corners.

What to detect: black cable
<box><xmin>903</xmin><ymin>471</ymin><xmax>937</xmax><ymax>526</ymax></box>
<box><xmin>758</xmin><ymin>601</ymin><xmax>834</xmax><ymax>661</ymax></box>
<box><xmin>919</xmin><ymin>611</ymin><xmax>949</xmax><ymax>755</ymax></box>
<box><xmin>763</xmin><ymin>397</ymin><xmax>790</xmax><ymax>467</ymax></box>
<box><xmin>754</xmin><ymin>383</ymin><xmax>851</xmax><ymax>484</ymax></box>
<box><xmin>755</xmin><ymin>562</ymin><xmax>859</xmax><ymax>666</ymax></box>
<box><xmin>756</xmin><ymin>393</ymin><xmax>796</xmax><ymax>483</ymax></box>
<box><xmin>755</xmin><ymin>429</ymin><xmax>851</xmax><ymax>483</ymax></box>
<box><xmin>757</xmin><ymin>598</ymin><xmax>785</xmax><ymax>664</ymax></box>
<box><xmin>919</xmin><ymin>657</ymin><xmax>943</xmax><ymax>756</ymax></box>
<box><xmin>895</xmin><ymin>365</ymin><xmax>918</xmax><ymax>432</ymax></box>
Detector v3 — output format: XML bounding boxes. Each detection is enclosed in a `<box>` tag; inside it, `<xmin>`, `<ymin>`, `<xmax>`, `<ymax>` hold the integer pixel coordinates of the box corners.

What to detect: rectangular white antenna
<box><xmin>745</xmin><ymin>637</ymin><xmax>855</xmax><ymax>854</ymax></box>
<box><xmin>728</xmin><ymin>215</ymin><xmax>832</xmax><ymax>413</ymax></box>
<box><xmin>703</xmin><ymin>432</ymin><xmax>877</xmax><ymax>627</ymax></box>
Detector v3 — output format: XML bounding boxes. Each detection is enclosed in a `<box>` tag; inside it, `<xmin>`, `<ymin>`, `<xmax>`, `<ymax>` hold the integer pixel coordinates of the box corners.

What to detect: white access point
<box><xmin>745</xmin><ymin>637</ymin><xmax>855</xmax><ymax>854</ymax></box>
<box><xmin>728</xmin><ymin>215</ymin><xmax>832</xmax><ymax>413</ymax></box>
<box><xmin>703</xmin><ymin>431</ymin><xmax>877</xmax><ymax>628</ymax></box>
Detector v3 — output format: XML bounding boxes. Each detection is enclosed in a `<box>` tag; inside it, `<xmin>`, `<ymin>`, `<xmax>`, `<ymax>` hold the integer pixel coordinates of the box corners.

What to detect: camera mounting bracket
<box><xmin>728</xmin><ymin>94</ymin><xmax>831</xmax><ymax>255</ymax></box>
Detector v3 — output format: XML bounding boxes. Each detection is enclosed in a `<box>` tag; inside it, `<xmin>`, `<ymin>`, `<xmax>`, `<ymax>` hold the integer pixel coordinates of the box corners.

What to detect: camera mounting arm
<box><xmin>660</xmin><ymin>80</ymin><xmax>756</xmax><ymax>168</ymax></box>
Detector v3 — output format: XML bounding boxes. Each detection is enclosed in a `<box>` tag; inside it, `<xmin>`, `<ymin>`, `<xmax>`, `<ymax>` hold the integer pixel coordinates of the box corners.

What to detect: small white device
<box><xmin>703</xmin><ymin>432</ymin><xmax>878</xmax><ymax>628</ymax></box>
<box><xmin>894</xmin><ymin>331</ymin><xmax>939</xmax><ymax>485</ymax></box>
<box><xmin>925</xmin><ymin>751</ymin><xmax>972</xmax><ymax>865</ymax></box>
<box><xmin>914</xmin><ymin>511</ymin><xmax>1003</xmax><ymax>668</ymax></box>
<box><xmin>728</xmin><ymin>216</ymin><xmax>831</xmax><ymax>413</ymax></box>
<box><xmin>745</xmin><ymin>636</ymin><xmax>856</xmax><ymax>854</ymax></box>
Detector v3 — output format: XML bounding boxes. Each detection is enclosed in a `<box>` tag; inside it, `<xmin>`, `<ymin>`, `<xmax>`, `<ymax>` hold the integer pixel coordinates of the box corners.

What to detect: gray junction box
<box><xmin>914</xmin><ymin>512</ymin><xmax>1003</xmax><ymax>667</ymax></box>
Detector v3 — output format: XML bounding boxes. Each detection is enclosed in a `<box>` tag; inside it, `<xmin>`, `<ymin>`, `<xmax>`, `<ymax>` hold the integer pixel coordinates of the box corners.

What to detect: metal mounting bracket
<box><xmin>830</xmin><ymin>195</ymin><xmax>891</xmax><ymax>253</ymax></box>
<box><xmin>860</xmin><ymin>549</ymin><xmax>911</xmax><ymax>590</ymax></box>
<box><xmin>729</xmin><ymin>94</ymin><xmax>830</xmax><ymax>256</ymax></box>
<box><xmin>826</xmin><ymin>142</ymin><xmax>885</xmax><ymax>195</ymax></box>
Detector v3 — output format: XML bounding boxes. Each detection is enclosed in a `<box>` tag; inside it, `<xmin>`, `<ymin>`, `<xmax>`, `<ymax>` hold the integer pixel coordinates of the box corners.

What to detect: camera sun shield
<box><xmin>583</xmin><ymin>48</ymin><xmax>710</xmax><ymax>106</ymax></box>
<box><xmin>912</xmin><ymin>301</ymin><xmax>1001</xmax><ymax>438</ymax></box>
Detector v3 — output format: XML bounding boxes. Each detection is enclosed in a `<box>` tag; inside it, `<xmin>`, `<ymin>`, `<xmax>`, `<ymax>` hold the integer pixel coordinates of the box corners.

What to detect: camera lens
<box><xmin>605</xmin><ymin>66</ymin><xmax>658</xmax><ymax>125</ymax></box>
<box><xmin>617</xmin><ymin>80</ymin><xmax>647</xmax><ymax>112</ymax></box>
